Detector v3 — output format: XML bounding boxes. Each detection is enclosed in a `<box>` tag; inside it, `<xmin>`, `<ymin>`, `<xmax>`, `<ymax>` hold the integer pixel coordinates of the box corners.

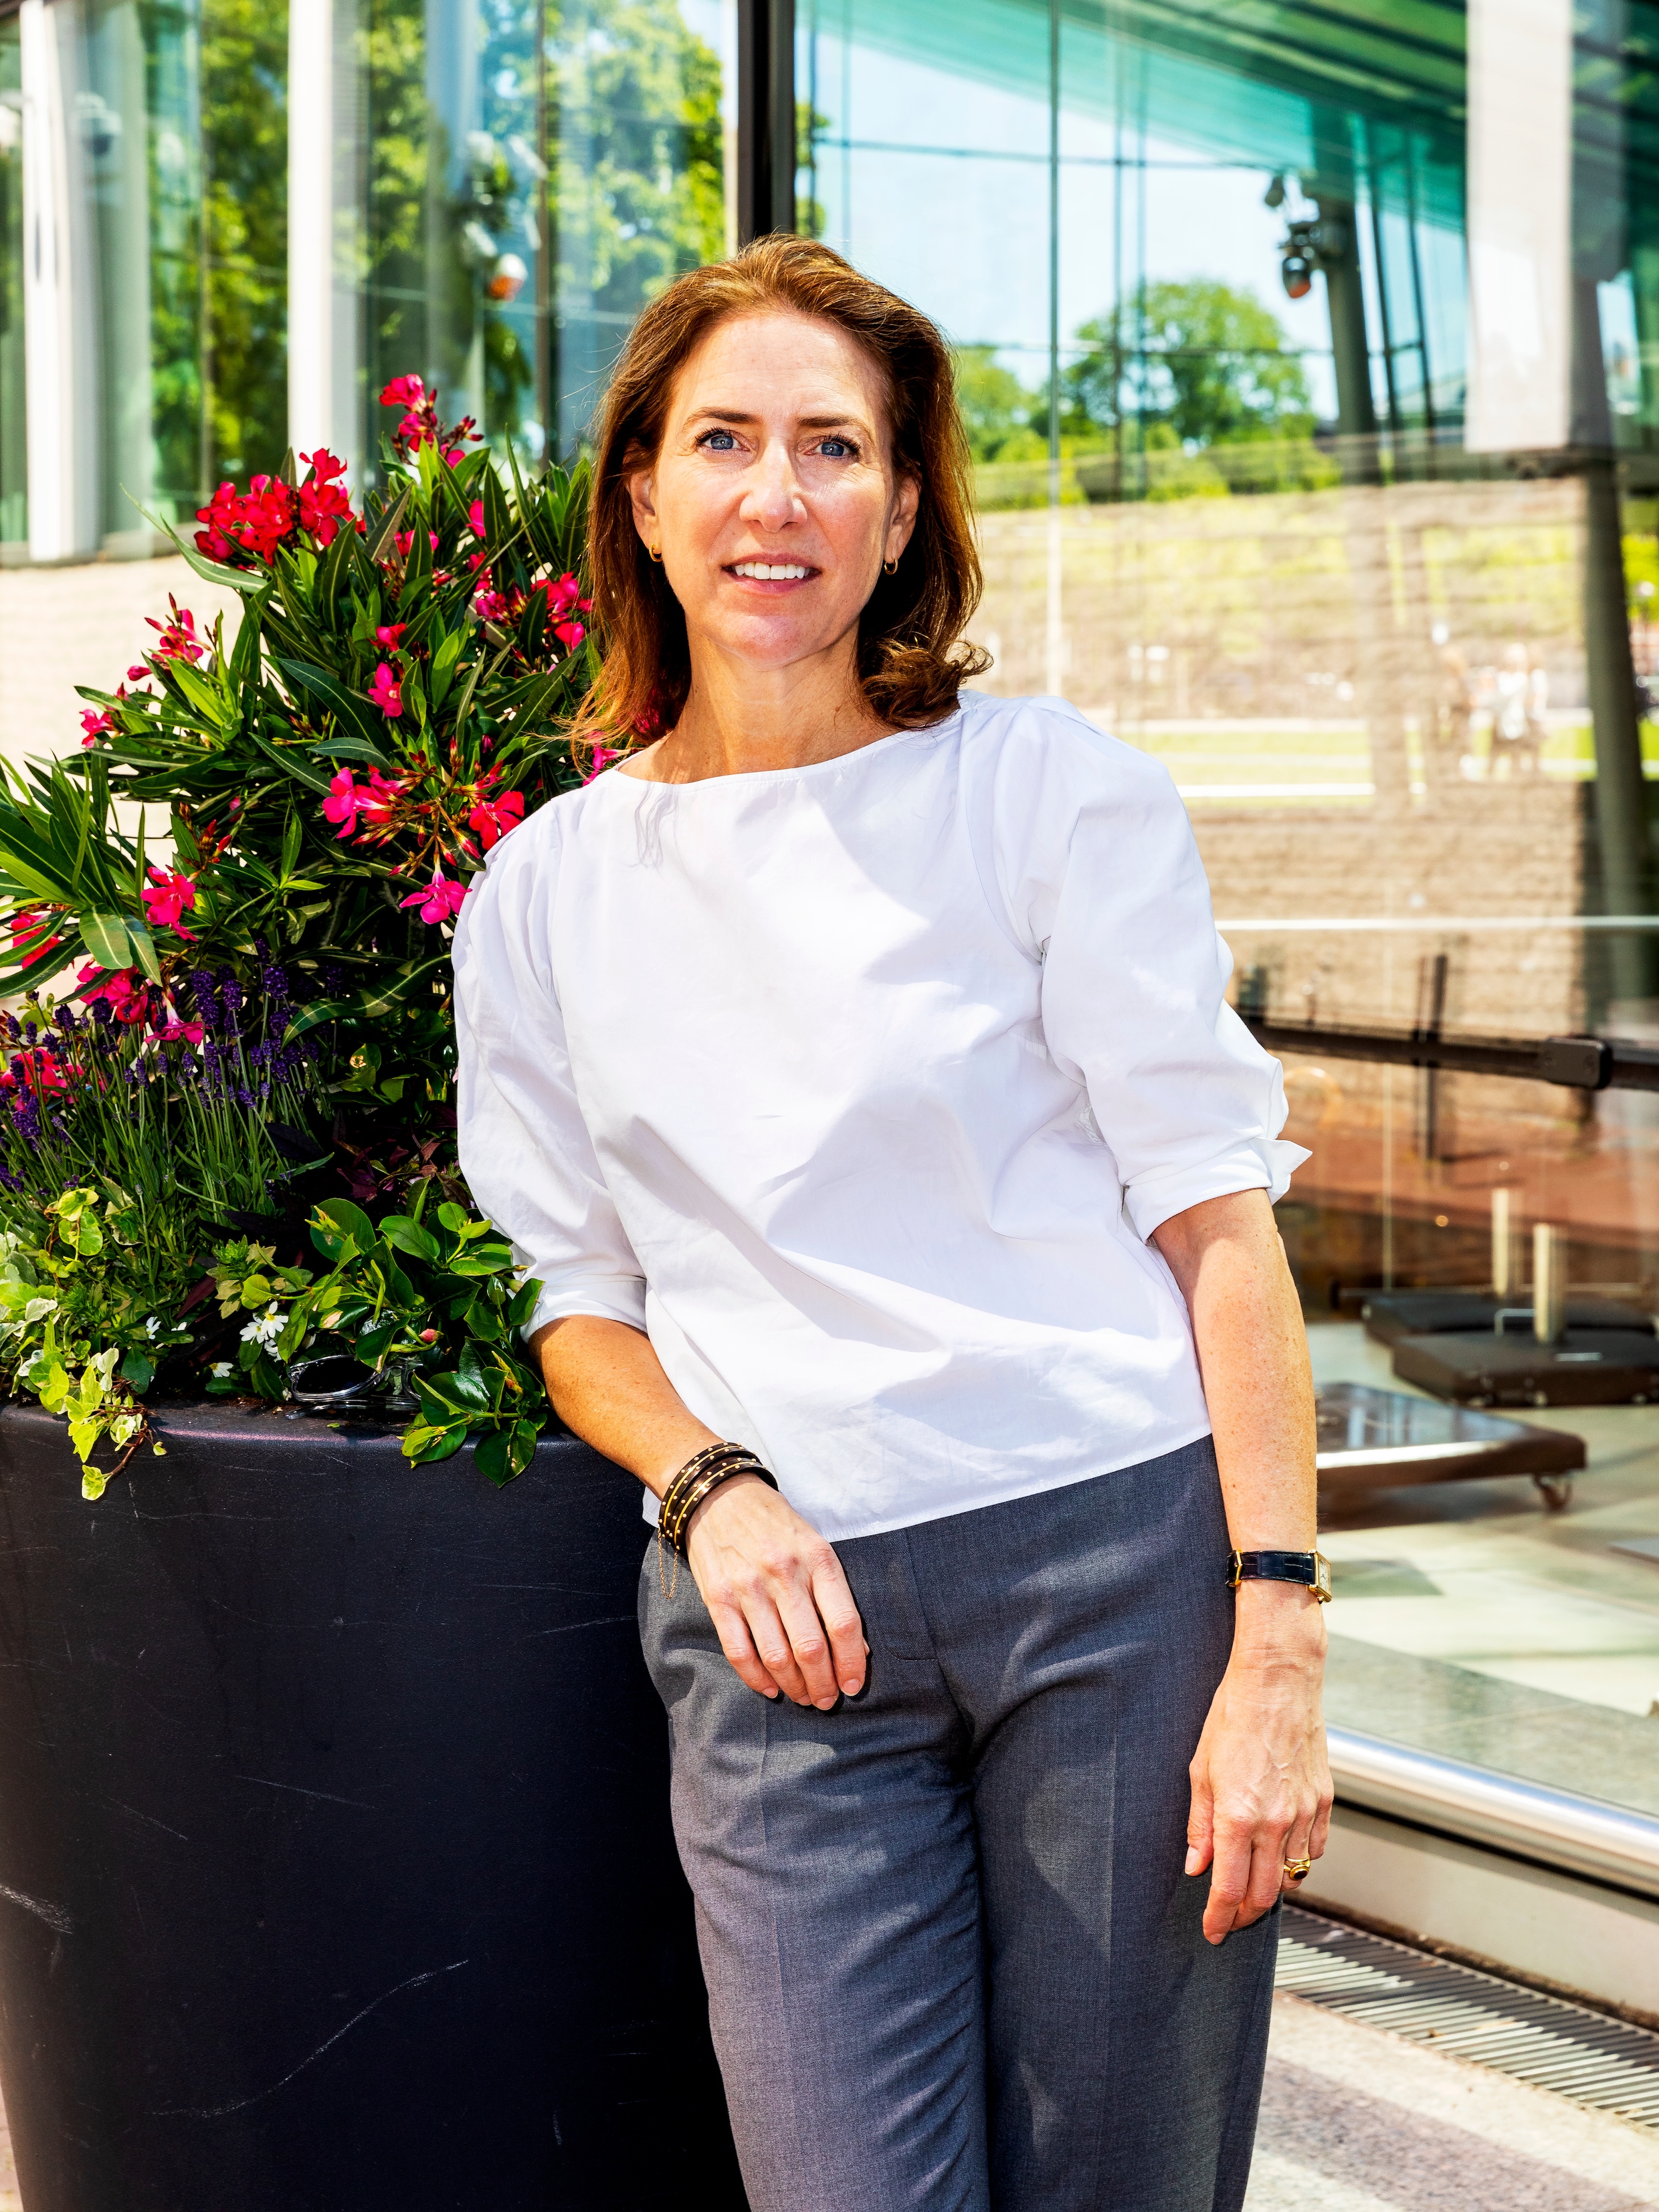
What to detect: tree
<box><xmin>953</xmin><ymin>346</ymin><xmax>1046</xmax><ymax>464</ymax></box>
<box><xmin>1063</xmin><ymin>279</ymin><xmax>1313</xmax><ymax>450</ymax></box>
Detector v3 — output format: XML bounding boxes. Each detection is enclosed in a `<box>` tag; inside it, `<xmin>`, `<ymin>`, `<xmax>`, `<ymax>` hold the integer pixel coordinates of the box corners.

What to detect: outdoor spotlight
<box><xmin>1282</xmin><ymin>252</ymin><xmax>1314</xmax><ymax>300</ymax></box>
<box><xmin>486</xmin><ymin>253</ymin><xmax>529</xmax><ymax>302</ymax></box>
<box><xmin>1264</xmin><ymin>173</ymin><xmax>1286</xmax><ymax>209</ymax></box>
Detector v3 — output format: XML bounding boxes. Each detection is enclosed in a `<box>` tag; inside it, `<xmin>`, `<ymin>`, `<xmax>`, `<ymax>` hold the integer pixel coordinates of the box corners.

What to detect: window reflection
<box><xmin>797</xmin><ymin>0</ymin><xmax>1659</xmax><ymax>1817</ymax></box>
<box><xmin>360</xmin><ymin>0</ymin><xmax>730</xmax><ymax>473</ymax></box>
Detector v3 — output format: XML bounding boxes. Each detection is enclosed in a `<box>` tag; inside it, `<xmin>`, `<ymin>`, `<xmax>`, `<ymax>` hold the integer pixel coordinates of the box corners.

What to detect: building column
<box><xmin>1464</xmin><ymin>0</ymin><xmax>1572</xmax><ymax>454</ymax></box>
<box><xmin>288</xmin><ymin>0</ymin><xmax>361</xmax><ymax>477</ymax></box>
<box><xmin>20</xmin><ymin>0</ymin><xmax>98</xmax><ymax>563</ymax></box>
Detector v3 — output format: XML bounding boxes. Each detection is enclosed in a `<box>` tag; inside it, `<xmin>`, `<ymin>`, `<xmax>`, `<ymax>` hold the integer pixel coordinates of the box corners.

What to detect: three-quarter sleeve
<box><xmin>452</xmin><ymin>815</ymin><xmax>648</xmax><ymax>1335</ymax></box>
<box><xmin>978</xmin><ymin>703</ymin><xmax>1308</xmax><ymax>1242</ymax></box>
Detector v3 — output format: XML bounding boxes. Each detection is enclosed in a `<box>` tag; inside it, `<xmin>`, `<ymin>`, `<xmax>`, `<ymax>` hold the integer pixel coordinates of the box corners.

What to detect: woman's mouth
<box><xmin>727</xmin><ymin>561</ymin><xmax>816</xmax><ymax>584</ymax></box>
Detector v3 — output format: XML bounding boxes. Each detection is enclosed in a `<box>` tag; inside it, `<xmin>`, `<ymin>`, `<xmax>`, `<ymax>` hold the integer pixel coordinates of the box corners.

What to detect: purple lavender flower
<box><xmin>189</xmin><ymin>970</ymin><xmax>221</xmax><ymax>1029</ymax></box>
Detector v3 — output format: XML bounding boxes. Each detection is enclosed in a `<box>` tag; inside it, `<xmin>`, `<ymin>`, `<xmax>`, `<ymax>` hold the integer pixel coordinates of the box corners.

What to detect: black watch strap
<box><xmin>1228</xmin><ymin>1548</ymin><xmax>1332</xmax><ymax>1602</ymax></box>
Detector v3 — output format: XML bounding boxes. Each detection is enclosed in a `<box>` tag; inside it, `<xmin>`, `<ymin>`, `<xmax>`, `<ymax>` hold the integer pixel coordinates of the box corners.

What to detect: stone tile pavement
<box><xmin>1249</xmin><ymin>1994</ymin><xmax>1659</xmax><ymax>2211</ymax></box>
<box><xmin>0</xmin><ymin>1987</ymin><xmax>1646</xmax><ymax>2207</ymax></box>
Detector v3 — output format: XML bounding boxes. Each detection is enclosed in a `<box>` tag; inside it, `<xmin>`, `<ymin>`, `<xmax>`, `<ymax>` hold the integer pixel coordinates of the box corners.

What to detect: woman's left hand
<box><xmin>1183</xmin><ymin>1580</ymin><xmax>1333</xmax><ymax>1944</ymax></box>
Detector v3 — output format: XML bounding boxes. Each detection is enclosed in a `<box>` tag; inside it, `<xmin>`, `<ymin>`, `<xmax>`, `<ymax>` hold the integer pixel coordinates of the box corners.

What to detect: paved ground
<box><xmin>0</xmin><ymin>1989</ymin><xmax>1645</xmax><ymax>2207</ymax></box>
<box><xmin>1252</xmin><ymin>1993</ymin><xmax>1659</xmax><ymax>2209</ymax></box>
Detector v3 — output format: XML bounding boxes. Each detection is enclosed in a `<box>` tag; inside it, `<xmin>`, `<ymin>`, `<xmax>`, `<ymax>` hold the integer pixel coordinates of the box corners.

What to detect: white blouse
<box><xmin>453</xmin><ymin>690</ymin><xmax>1306</xmax><ymax>1542</ymax></box>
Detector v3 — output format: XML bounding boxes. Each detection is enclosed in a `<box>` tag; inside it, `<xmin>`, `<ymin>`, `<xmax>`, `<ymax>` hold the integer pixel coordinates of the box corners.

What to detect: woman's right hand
<box><xmin>684</xmin><ymin>1475</ymin><xmax>867</xmax><ymax>1708</ymax></box>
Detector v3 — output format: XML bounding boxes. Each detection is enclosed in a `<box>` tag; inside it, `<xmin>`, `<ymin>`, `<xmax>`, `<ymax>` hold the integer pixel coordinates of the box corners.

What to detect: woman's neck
<box><xmin>624</xmin><ymin>633</ymin><xmax>891</xmax><ymax>784</ymax></box>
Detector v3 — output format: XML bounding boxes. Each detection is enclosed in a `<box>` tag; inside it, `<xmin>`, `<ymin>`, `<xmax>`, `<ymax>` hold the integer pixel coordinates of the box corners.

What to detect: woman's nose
<box><xmin>740</xmin><ymin>444</ymin><xmax>805</xmax><ymax>532</ymax></box>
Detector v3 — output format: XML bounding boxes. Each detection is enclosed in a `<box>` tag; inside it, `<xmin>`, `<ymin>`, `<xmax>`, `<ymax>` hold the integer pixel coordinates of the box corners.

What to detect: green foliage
<box><xmin>1065</xmin><ymin>280</ymin><xmax>1314</xmax><ymax>452</ymax></box>
<box><xmin>201</xmin><ymin>0</ymin><xmax>290</xmax><ymax>479</ymax></box>
<box><xmin>953</xmin><ymin>347</ymin><xmax>1048</xmax><ymax>466</ymax></box>
<box><xmin>263</xmin><ymin>1193</ymin><xmax>546</xmax><ymax>1481</ymax></box>
<box><xmin>0</xmin><ymin>397</ymin><xmax>575</xmax><ymax>1493</ymax></box>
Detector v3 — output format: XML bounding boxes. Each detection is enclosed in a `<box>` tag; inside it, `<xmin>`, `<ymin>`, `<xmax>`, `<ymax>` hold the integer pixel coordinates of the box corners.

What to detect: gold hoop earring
<box><xmin>648</xmin><ymin>543</ymin><xmax>663</xmax><ymax>563</ymax></box>
<box><xmin>882</xmin><ymin>556</ymin><xmax>898</xmax><ymax>576</ymax></box>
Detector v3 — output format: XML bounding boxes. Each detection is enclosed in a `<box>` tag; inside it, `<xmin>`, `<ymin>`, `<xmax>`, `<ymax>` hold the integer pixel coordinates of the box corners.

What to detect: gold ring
<box><xmin>1282</xmin><ymin>1857</ymin><xmax>1313</xmax><ymax>1882</ymax></box>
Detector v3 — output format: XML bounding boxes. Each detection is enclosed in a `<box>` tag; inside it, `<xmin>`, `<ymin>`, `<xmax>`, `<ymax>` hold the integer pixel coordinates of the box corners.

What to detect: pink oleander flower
<box><xmin>580</xmin><ymin>747</ymin><xmax>620</xmax><ymax>785</ymax></box>
<box><xmin>140</xmin><ymin>867</ymin><xmax>197</xmax><ymax>939</ymax></box>
<box><xmin>367</xmin><ymin>664</ymin><xmax>403</xmax><ymax>717</ymax></box>
<box><xmin>322</xmin><ymin>767</ymin><xmax>363</xmax><ymax>839</ymax></box>
<box><xmin>80</xmin><ymin>701</ymin><xmax>118</xmax><ymax>746</ymax></box>
<box><xmin>380</xmin><ymin>374</ymin><xmax>425</xmax><ymax>409</ymax></box>
<box><xmin>468</xmin><ymin>788</ymin><xmax>524</xmax><ymax>851</ymax></box>
<box><xmin>298</xmin><ymin>448</ymin><xmax>353</xmax><ymax>547</ymax></box>
<box><xmin>155</xmin><ymin>1019</ymin><xmax>205</xmax><ymax>1044</ymax></box>
<box><xmin>194</xmin><ymin>480</ymin><xmax>242</xmax><ymax>561</ymax></box>
<box><xmin>9</xmin><ymin>911</ymin><xmax>61</xmax><ymax>967</ymax></box>
<box><xmin>238</xmin><ymin>476</ymin><xmax>298</xmax><ymax>561</ymax></box>
<box><xmin>533</xmin><ymin>571</ymin><xmax>592</xmax><ymax>652</ymax></box>
<box><xmin>359</xmin><ymin>768</ymin><xmax>406</xmax><ymax>834</ymax></box>
<box><xmin>399</xmin><ymin>871</ymin><xmax>470</xmax><ymax>925</ymax></box>
<box><xmin>391</xmin><ymin>529</ymin><xmax>440</xmax><ymax>561</ymax></box>
<box><xmin>375</xmin><ymin>622</ymin><xmax>407</xmax><ymax>650</ymax></box>
<box><xmin>468</xmin><ymin>499</ymin><xmax>486</xmax><ymax>537</ymax></box>
<box><xmin>144</xmin><ymin>597</ymin><xmax>206</xmax><ymax>666</ymax></box>
<box><xmin>78</xmin><ymin>963</ymin><xmax>151</xmax><ymax>1023</ymax></box>
<box><xmin>4</xmin><ymin>1046</ymin><xmax>67</xmax><ymax>1094</ymax></box>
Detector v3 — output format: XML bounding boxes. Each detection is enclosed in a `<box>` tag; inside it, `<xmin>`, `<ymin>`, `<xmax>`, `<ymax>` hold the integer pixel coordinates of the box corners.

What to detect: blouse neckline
<box><xmin>600</xmin><ymin>708</ymin><xmax>965</xmax><ymax>796</ymax></box>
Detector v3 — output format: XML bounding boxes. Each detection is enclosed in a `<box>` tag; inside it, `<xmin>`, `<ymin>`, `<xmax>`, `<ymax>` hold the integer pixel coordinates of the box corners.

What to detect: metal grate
<box><xmin>1277</xmin><ymin>1904</ymin><xmax>1659</xmax><ymax>2132</ymax></box>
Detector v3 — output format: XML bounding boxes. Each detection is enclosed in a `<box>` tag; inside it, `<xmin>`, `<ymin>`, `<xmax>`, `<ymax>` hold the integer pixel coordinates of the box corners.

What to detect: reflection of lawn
<box><xmin>1108</xmin><ymin>717</ymin><xmax>1659</xmax><ymax>786</ymax></box>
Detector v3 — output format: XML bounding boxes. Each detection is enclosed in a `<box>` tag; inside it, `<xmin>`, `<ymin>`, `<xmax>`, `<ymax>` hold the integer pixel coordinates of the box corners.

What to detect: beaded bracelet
<box><xmin>656</xmin><ymin>1442</ymin><xmax>778</xmax><ymax>1598</ymax></box>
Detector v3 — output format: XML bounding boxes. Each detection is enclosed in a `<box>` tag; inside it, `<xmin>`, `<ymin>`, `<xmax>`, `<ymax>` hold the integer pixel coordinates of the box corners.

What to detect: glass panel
<box><xmin>0</xmin><ymin>13</ymin><xmax>23</xmax><ymax>554</ymax></box>
<box><xmin>72</xmin><ymin>0</ymin><xmax>287</xmax><ymax>547</ymax></box>
<box><xmin>798</xmin><ymin>0</ymin><xmax>1659</xmax><ymax>1821</ymax></box>
<box><xmin>359</xmin><ymin>0</ymin><xmax>731</xmax><ymax>480</ymax></box>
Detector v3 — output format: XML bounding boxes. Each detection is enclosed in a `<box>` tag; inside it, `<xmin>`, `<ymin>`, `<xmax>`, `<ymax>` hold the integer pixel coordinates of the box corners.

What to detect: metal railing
<box><xmin>1328</xmin><ymin>1726</ymin><xmax>1659</xmax><ymax>1900</ymax></box>
<box><xmin>1240</xmin><ymin>1013</ymin><xmax>1659</xmax><ymax>1092</ymax></box>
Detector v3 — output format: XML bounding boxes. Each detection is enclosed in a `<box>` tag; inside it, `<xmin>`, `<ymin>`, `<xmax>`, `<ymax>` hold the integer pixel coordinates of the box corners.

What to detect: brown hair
<box><xmin>568</xmin><ymin>236</ymin><xmax>989</xmax><ymax>758</ymax></box>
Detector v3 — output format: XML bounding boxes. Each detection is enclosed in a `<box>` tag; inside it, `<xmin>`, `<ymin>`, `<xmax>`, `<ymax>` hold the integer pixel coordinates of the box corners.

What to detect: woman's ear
<box><xmin>884</xmin><ymin>470</ymin><xmax>921</xmax><ymax>566</ymax></box>
<box><xmin>628</xmin><ymin>466</ymin><xmax>661</xmax><ymax>555</ymax></box>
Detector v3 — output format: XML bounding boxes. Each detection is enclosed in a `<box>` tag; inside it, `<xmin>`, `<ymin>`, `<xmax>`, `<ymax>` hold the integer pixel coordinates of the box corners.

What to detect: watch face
<box><xmin>1313</xmin><ymin>1553</ymin><xmax>1333</xmax><ymax>1602</ymax></box>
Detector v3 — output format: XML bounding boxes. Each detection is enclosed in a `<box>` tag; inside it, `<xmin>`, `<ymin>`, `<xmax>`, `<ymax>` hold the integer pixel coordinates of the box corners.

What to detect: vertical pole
<box><xmin>1044</xmin><ymin>0</ymin><xmax>1062</xmax><ymax>697</ymax></box>
<box><xmin>288</xmin><ymin>0</ymin><xmax>333</xmax><ymax>462</ymax></box>
<box><xmin>737</xmin><ymin>0</ymin><xmax>794</xmax><ymax>246</ymax></box>
<box><xmin>1492</xmin><ymin>1186</ymin><xmax>1518</xmax><ymax>1299</ymax></box>
<box><xmin>1533</xmin><ymin>1222</ymin><xmax>1567</xmax><ymax>1344</ymax></box>
<box><xmin>1575</xmin><ymin>274</ymin><xmax>1657</xmax><ymax>1004</ymax></box>
<box><xmin>20</xmin><ymin>0</ymin><xmax>97</xmax><ymax>561</ymax></box>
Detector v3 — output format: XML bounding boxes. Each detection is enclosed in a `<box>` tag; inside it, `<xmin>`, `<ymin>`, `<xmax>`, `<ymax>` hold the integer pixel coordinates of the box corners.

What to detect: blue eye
<box><xmin>700</xmin><ymin>428</ymin><xmax>737</xmax><ymax>450</ymax></box>
<box><xmin>819</xmin><ymin>437</ymin><xmax>855</xmax><ymax>458</ymax></box>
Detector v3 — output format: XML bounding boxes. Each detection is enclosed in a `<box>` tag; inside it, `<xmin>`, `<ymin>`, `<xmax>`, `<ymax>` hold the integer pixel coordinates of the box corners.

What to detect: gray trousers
<box><xmin>639</xmin><ymin>1437</ymin><xmax>1276</xmax><ymax>2212</ymax></box>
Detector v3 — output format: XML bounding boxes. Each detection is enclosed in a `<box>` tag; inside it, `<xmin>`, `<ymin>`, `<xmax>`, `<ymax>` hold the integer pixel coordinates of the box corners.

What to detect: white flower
<box><xmin>238</xmin><ymin>1302</ymin><xmax>285</xmax><ymax>1352</ymax></box>
<box><xmin>143</xmin><ymin>1315</ymin><xmax>161</xmax><ymax>1339</ymax></box>
<box><xmin>210</xmin><ymin>1361</ymin><xmax>233</xmax><ymax>1378</ymax></box>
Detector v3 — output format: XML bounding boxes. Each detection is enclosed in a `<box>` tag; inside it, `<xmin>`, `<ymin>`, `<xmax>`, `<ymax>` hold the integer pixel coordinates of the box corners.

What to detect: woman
<box><xmin>455</xmin><ymin>236</ymin><xmax>1331</xmax><ymax>2212</ymax></box>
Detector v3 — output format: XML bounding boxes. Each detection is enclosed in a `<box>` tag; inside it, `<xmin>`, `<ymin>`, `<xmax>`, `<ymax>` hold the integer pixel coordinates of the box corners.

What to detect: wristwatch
<box><xmin>1228</xmin><ymin>1549</ymin><xmax>1333</xmax><ymax>1602</ymax></box>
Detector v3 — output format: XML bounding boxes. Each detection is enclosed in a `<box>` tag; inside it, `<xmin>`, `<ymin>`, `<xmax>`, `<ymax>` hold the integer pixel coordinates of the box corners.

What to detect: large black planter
<box><xmin>0</xmin><ymin>1402</ymin><xmax>746</xmax><ymax>2211</ymax></box>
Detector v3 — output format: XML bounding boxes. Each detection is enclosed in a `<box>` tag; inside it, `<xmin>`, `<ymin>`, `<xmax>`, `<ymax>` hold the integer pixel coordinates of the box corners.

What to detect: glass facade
<box><xmin>354</xmin><ymin>0</ymin><xmax>731</xmax><ymax>479</ymax></box>
<box><xmin>796</xmin><ymin>0</ymin><xmax>1659</xmax><ymax>1829</ymax></box>
<box><xmin>1</xmin><ymin>0</ymin><xmax>1656</xmax><ymax>1855</ymax></box>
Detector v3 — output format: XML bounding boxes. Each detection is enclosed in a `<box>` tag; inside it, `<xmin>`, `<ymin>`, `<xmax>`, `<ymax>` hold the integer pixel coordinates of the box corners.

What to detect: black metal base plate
<box><xmin>1391</xmin><ymin>1329</ymin><xmax>1659</xmax><ymax>1407</ymax></box>
<box><xmin>1316</xmin><ymin>1382</ymin><xmax>1585</xmax><ymax>1487</ymax></box>
<box><xmin>1361</xmin><ymin>1290</ymin><xmax>1652</xmax><ymax>1346</ymax></box>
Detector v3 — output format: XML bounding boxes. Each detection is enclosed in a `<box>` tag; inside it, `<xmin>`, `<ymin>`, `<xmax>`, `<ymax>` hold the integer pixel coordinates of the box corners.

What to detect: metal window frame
<box><xmin>737</xmin><ymin>0</ymin><xmax>795</xmax><ymax>246</ymax></box>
